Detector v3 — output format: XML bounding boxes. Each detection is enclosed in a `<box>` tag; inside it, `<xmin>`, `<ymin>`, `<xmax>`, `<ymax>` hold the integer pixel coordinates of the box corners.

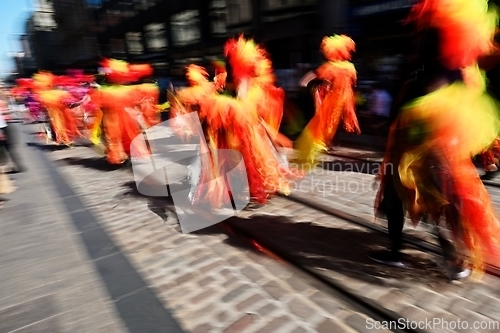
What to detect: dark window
<box><xmin>171</xmin><ymin>10</ymin><xmax>201</xmax><ymax>46</ymax></box>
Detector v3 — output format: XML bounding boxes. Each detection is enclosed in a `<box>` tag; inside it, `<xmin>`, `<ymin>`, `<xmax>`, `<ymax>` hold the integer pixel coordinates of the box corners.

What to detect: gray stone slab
<box><xmin>0</xmin><ymin>295</ymin><xmax>58</xmax><ymax>333</ymax></box>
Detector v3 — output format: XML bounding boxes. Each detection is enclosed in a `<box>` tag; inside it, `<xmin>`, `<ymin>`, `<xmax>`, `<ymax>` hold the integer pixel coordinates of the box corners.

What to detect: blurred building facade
<box><xmin>14</xmin><ymin>34</ymin><xmax>38</xmax><ymax>77</ymax></box>
<box><xmin>17</xmin><ymin>0</ymin><xmax>422</xmax><ymax>80</ymax></box>
<box><xmin>21</xmin><ymin>0</ymin><xmax>59</xmax><ymax>75</ymax></box>
<box><xmin>82</xmin><ymin>0</ymin><xmax>346</xmax><ymax>78</ymax></box>
<box><xmin>53</xmin><ymin>0</ymin><xmax>100</xmax><ymax>70</ymax></box>
<box><xmin>346</xmin><ymin>0</ymin><xmax>418</xmax><ymax>91</ymax></box>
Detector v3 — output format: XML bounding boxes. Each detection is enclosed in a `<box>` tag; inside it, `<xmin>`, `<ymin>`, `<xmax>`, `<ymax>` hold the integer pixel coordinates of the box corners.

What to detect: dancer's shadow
<box><xmin>118</xmin><ymin>177</ymin><xmax>256</xmax><ymax>239</ymax></box>
<box><xmin>118</xmin><ymin>178</ymin><xmax>452</xmax><ymax>287</ymax></box>
<box><xmin>28</xmin><ymin>130</ymin><xmax>44</xmax><ymax>135</ymax></box>
<box><xmin>27</xmin><ymin>141</ymin><xmax>70</xmax><ymax>152</ymax></box>
<box><xmin>224</xmin><ymin>214</ymin><xmax>453</xmax><ymax>286</ymax></box>
<box><xmin>480</xmin><ymin>171</ymin><xmax>500</xmax><ymax>181</ymax></box>
<box><xmin>119</xmin><ymin>180</ymin><xmax>185</xmax><ymax>226</ymax></box>
<box><xmin>59</xmin><ymin>157</ymin><xmax>127</xmax><ymax>171</ymax></box>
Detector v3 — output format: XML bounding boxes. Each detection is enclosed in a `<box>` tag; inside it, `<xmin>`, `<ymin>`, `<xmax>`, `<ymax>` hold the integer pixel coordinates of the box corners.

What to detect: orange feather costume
<box><xmin>295</xmin><ymin>35</ymin><xmax>360</xmax><ymax>165</ymax></box>
<box><xmin>376</xmin><ymin>0</ymin><xmax>500</xmax><ymax>272</ymax></box>
<box><xmin>170</xmin><ymin>36</ymin><xmax>299</xmax><ymax>207</ymax></box>
<box><xmin>32</xmin><ymin>72</ymin><xmax>80</xmax><ymax>146</ymax></box>
<box><xmin>93</xmin><ymin>59</ymin><xmax>160</xmax><ymax>164</ymax></box>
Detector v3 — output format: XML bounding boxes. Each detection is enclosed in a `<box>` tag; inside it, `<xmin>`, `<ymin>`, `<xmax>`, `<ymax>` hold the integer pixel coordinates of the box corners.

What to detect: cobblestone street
<box><xmin>2</xmin><ymin>123</ymin><xmax>500</xmax><ymax>332</ymax></box>
<box><xmin>38</xmin><ymin>126</ymin><xmax>394</xmax><ymax>332</ymax></box>
<box><xmin>6</xmin><ymin>0</ymin><xmax>500</xmax><ymax>332</ymax></box>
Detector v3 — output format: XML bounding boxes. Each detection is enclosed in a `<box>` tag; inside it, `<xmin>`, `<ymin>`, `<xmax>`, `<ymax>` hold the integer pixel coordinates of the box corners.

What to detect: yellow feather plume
<box><xmin>320</xmin><ymin>35</ymin><xmax>356</xmax><ymax>62</ymax></box>
<box><xmin>186</xmin><ymin>64</ymin><xmax>210</xmax><ymax>86</ymax></box>
<box><xmin>33</xmin><ymin>71</ymin><xmax>55</xmax><ymax>90</ymax></box>
<box><xmin>107</xmin><ymin>59</ymin><xmax>129</xmax><ymax>73</ymax></box>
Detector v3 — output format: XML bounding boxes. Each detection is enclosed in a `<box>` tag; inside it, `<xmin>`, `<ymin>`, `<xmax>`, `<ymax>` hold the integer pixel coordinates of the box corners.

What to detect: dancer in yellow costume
<box><xmin>373</xmin><ymin>0</ymin><xmax>500</xmax><ymax>278</ymax></box>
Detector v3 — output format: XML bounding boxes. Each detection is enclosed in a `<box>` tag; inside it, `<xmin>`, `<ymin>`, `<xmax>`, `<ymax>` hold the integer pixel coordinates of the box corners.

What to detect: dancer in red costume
<box><xmin>295</xmin><ymin>35</ymin><xmax>360</xmax><ymax>166</ymax></box>
<box><xmin>170</xmin><ymin>36</ymin><xmax>300</xmax><ymax>208</ymax></box>
<box><xmin>92</xmin><ymin>59</ymin><xmax>161</xmax><ymax>164</ymax></box>
<box><xmin>372</xmin><ymin>0</ymin><xmax>500</xmax><ymax>279</ymax></box>
<box><xmin>31</xmin><ymin>72</ymin><xmax>80</xmax><ymax>146</ymax></box>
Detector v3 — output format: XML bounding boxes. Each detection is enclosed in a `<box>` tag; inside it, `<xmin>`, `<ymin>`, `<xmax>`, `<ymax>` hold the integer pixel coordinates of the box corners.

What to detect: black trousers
<box><xmin>379</xmin><ymin>161</ymin><xmax>460</xmax><ymax>263</ymax></box>
<box><xmin>1</xmin><ymin>125</ymin><xmax>25</xmax><ymax>171</ymax></box>
<box><xmin>379</xmin><ymin>174</ymin><xmax>405</xmax><ymax>254</ymax></box>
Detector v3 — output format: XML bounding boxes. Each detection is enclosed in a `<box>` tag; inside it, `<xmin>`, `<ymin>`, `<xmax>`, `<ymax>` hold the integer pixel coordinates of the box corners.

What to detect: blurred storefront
<box><xmin>53</xmin><ymin>0</ymin><xmax>100</xmax><ymax>73</ymax></box>
<box><xmin>83</xmin><ymin>0</ymin><xmax>350</xmax><ymax>80</ymax></box>
<box><xmin>21</xmin><ymin>0</ymin><xmax>421</xmax><ymax>79</ymax></box>
<box><xmin>347</xmin><ymin>0</ymin><xmax>418</xmax><ymax>92</ymax></box>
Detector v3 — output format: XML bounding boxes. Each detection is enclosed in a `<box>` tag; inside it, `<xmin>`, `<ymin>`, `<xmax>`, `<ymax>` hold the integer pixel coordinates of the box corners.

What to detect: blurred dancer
<box><xmin>295</xmin><ymin>35</ymin><xmax>360</xmax><ymax>166</ymax></box>
<box><xmin>371</xmin><ymin>0</ymin><xmax>500</xmax><ymax>279</ymax></box>
<box><xmin>0</xmin><ymin>110</ymin><xmax>17</xmax><ymax>208</ymax></box>
<box><xmin>92</xmin><ymin>59</ymin><xmax>160</xmax><ymax>164</ymax></box>
<box><xmin>62</xmin><ymin>70</ymin><xmax>99</xmax><ymax>136</ymax></box>
<box><xmin>0</xmin><ymin>96</ymin><xmax>25</xmax><ymax>172</ymax></box>
<box><xmin>32</xmin><ymin>72</ymin><xmax>80</xmax><ymax>146</ymax></box>
<box><xmin>12</xmin><ymin>80</ymin><xmax>53</xmax><ymax>141</ymax></box>
<box><xmin>170</xmin><ymin>36</ymin><xmax>299</xmax><ymax>207</ymax></box>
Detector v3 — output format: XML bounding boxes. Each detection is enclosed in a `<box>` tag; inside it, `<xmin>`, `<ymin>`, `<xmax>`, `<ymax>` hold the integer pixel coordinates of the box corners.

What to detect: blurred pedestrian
<box><xmin>0</xmin><ymin>111</ymin><xmax>16</xmax><ymax>209</ymax></box>
<box><xmin>366</xmin><ymin>81</ymin><xmax>392</xmax><ymax>125</ymax></box>
<box><xmin>0</xmin><ymin>98</ymin><xmax>26</xmax><ymax>173</ymax></box>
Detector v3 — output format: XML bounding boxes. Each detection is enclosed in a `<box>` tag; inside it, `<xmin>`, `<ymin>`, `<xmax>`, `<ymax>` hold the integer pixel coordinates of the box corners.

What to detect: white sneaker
<box><xmin>485</xmin><ymin>164</ymin><xmax>498</xmax><ymax>172</ymax></box>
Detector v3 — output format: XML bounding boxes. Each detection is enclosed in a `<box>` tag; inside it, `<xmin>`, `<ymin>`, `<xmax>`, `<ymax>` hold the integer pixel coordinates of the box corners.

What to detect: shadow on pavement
<box><xmin>480</xmin><ymin>171</ymin><xmax>500</xmax><ymax>181</ymax></box>
<box><xmin>26</xmin><ymin>141</ymin><xmax>71</xmax><ymax>152</ymax></box>
<box><xmin>226</xmin><ymin>214</ymin><xmax>452</xmax><ymax>287</ymax></box>
<box><xmin>58</xmin><ymin>157</ymin><xmax>128</xmax><ymax>172</ymax></box>
<box><xmin>118</xmin><ymin>180</ymin><xmax>270</xmax><ymax>251</ymax></box>
<box><xmin>120</xmin><ymin>180</ymin><xmax>179</xmax><ymax>224</ymax></box>
<box><xmin>116</xmin><ymin>180</ymin><xmax>451</xmax><ymax>286</ymax></box>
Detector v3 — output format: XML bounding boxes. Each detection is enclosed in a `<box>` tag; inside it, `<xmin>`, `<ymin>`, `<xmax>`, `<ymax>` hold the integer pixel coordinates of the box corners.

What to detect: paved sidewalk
<box><xmin>289</xmin><ymin>149</ymin><xmax>500</xmax><ymax>249</ymax></box>
<box><xmin>233</xmin><ymin>197</ymin><xmax>500</xmax><ymax>333</ymax></box>
<box><xmin>0</xmin><ymin>125</ymin><xmax>127</xmax><ymax>332</ymax></box>
<box><xmin>26</xmin><ymin>125</ymin><xmax>392</xmax><ymax>333</ymax></box>
<box><xmin>28</xmin><ymin>122</ymin><xmax>500</xmax><ymax>333</ymax></box>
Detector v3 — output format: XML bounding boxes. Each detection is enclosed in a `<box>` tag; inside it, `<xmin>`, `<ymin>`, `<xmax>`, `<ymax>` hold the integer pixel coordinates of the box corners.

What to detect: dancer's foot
<box><xmin>368</xmin><ymin>250</ymin><xmax>409</xmax><ymax>268</ymax></box>
<box><xmin>446</xmin><ymin>260</ymin><xmax>472</xmax><ymax>280</ymax></box>
<box><xmin>244</xmin><ymin>199</ymin><xmax>264</xmax><ymax>211</ymax></box>
<box><xmin>485</xmin><ymin>164</ymin><xmax>498</xmax><ymax>172</ymax></box>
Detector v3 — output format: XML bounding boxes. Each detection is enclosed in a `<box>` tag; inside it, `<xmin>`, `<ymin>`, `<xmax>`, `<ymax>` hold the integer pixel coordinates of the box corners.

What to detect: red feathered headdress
<box><xmin>100</xmin><ymin>58</ymin><xmax>153</xmax><ymax>84</ymax></box>
<box><xmin>54</xmin><ymin>75</ymin><xmax>78</xmax><ymax>87</ymax></box>
<box><xmin>224</xmin><ymin>35</ymin><xmax>275</xmax><ymax>85</ymax></box>
<box><xmin>15</xmin><ymin>78</ymin><xmax>34</xmax><ymax>89</ymax></box>
<box><xmin>67</xmin><ymin>69</ymin><xmax>95</xmax><ymax>84</ymax></box>
<box><xmin>408</xmin><ymin>0</ymin><xmax>498</xmax><ymax>69</ymax></box>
